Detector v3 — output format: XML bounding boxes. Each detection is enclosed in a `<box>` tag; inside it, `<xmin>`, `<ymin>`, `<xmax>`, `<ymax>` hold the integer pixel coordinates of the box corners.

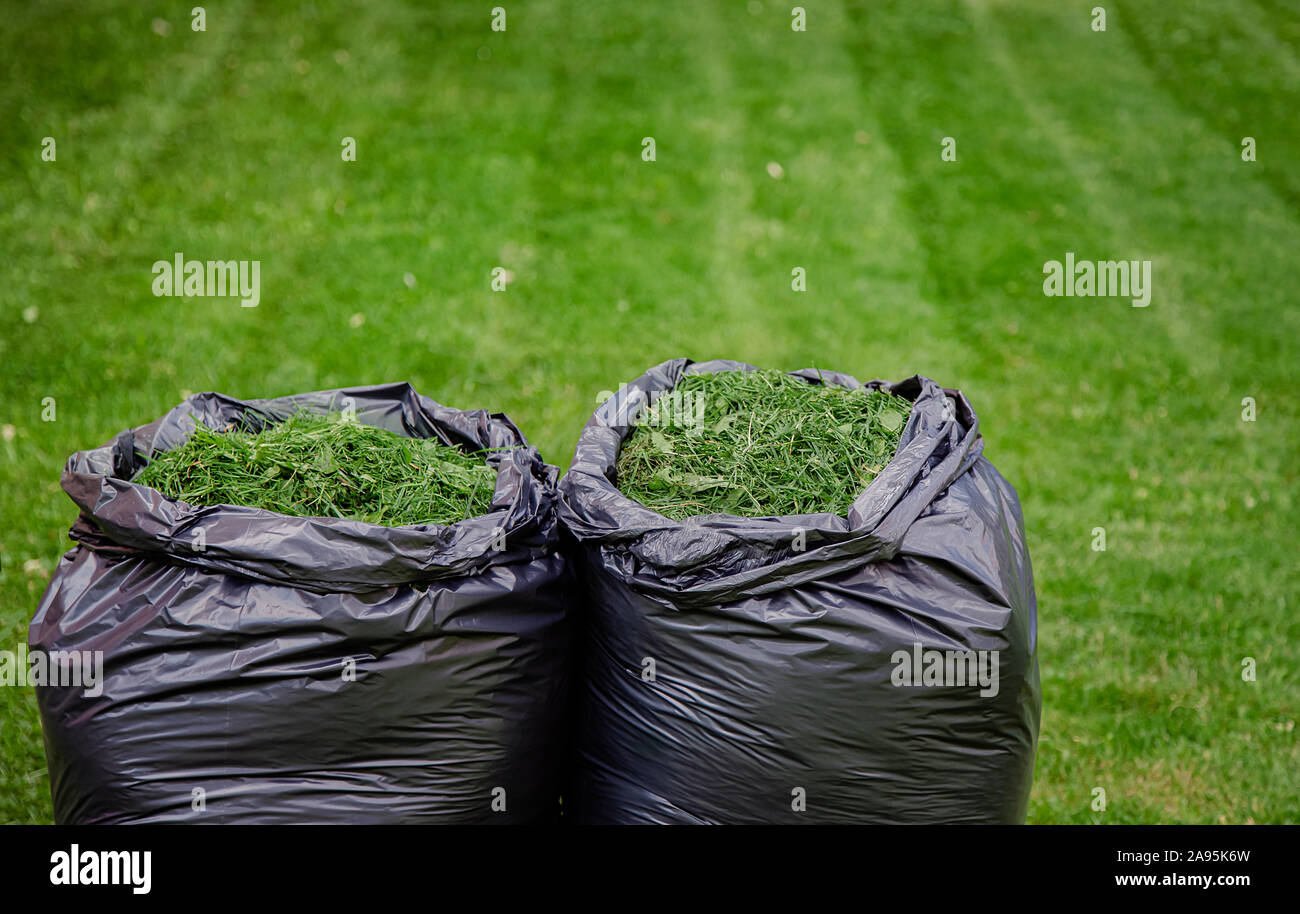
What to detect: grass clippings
<box><xmin>134</xmin><ymin>412</ymin><xmax>497</xmax><ymax>526</ymax></box>
<box><xmin>615</xmin><ymin>370</ymin><xmax>912</xmax><ymax>519</ymax></box>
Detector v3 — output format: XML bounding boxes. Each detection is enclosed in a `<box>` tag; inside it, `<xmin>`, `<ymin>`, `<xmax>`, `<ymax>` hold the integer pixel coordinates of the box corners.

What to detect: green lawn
<box><xmin>1</xmin><ymin>0</ymin><xmax>1295</xmax><ymax>824</ymax></box>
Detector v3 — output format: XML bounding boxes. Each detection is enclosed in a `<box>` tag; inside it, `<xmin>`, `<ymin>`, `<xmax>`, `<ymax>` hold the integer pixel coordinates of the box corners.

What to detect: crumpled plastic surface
<box><xmin>559</xmin><ymin>359</ymin><xmax>1040</xmax><ymax>823</ymax></box>
<box><xmin>30</xmin><ymin>383</ymin><xmax>573</xmax><ymax>824</ymax></box>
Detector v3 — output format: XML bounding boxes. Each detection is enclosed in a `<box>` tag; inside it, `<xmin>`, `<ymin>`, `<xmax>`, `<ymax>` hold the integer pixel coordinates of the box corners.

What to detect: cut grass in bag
<box><xmin>134</xmin><ymin>411</ymin><xmax>497</xmax><ymax>526</ymax></box>
<box><xmin>37</xmin><ymin>384</ymin><xmax>572</xmax><ymax>823</ymax></box>
<box><xmin>616</xmin><ymin>369</ymin><xmax>912</xmax><ymax>519</ymax></box>
<box><xmin>563</xmin><ymin>361</ymin><xmax>1038</xmax><ymax>823</ymax></box>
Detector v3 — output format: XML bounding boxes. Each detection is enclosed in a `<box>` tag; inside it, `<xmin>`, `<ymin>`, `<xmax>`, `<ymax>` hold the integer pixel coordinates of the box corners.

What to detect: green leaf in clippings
<box><xmin>313</xmin><ymin>443</ymin><xmax>338</xmax><ymax>474</ymax></box>
<box><xmin>682</xmin><ymin>473</ymin><xmax>728</xmax><ymax>491</ymax></box>
<box><xmin>645</xmin><ymin>466</ymin><xmax>675</xmax><ymax>491</ymax></box>
<box><xmin>878</xmin><ymin>409</ymin><xmax>905</xmax><ymax>433</ymax></box>
<box><xmin>717</xmin><ymin>491</ymin><xmax>746</xmax><ymax>514</ymax></box>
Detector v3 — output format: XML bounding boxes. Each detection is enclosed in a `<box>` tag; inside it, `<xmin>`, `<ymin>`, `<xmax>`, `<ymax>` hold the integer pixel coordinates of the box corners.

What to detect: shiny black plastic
<box><xmin>30</xmin><ymin>383</ymin><xmax>572</xmax><ymax>823</ymax></box>
<box><xmin>559</xmin><ymin>359</ymin><xmax>1040</xmax><ymax>823</ymax></box>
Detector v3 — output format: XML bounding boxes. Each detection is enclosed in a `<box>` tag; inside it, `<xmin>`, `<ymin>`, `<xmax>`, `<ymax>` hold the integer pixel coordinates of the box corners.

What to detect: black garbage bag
<box><xmin>559</xmin><ymin>359</ymin><xmax>1040</xmax><ymax>824</ymax></box>
<box><xmin>30</xmin><ymin>383</ymin><xmax>572</xmax><ymax>824</ymax></box>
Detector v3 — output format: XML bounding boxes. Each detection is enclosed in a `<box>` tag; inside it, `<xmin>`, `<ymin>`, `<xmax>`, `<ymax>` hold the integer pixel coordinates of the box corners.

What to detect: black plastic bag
<box><xmin>30</xmin><ymin>383</ymin><xmax>572</xmax><ymax>824</ymax></box>
<box><xmin>559</xmin><ymin>359</ymin><xmax>1040</xmax><ymax>824</ymax></box>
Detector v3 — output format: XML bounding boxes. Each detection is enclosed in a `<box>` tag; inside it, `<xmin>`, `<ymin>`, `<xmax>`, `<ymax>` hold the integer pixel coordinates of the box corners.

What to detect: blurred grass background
<box><xmin>1</xmin><ymin>0</ymin><xmax>1296</xmax><ymax>823</ymax></box>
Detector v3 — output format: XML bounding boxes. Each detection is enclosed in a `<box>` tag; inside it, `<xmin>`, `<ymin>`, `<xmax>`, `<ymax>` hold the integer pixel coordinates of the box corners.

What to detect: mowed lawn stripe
<box><xmin>713</xmin><ymin>0</ymin><xmax>964</xmax><ymax>383</ymax></box>
<box><xmin>976</xmin><ymin>0</ymin><xmax>1298</xmax><ymax>822</ymax></box>
<box><xmin>1118</xmin><ymin>0</ymin><xmax>1300</xmax><ymax>211</ymax></box>
<box><xmin>504</xmin><ymin>0</ymin><xmax>775</xmax><ymax>461</ymax></box>
<box><xmin>0</xmin><ymin>2</ymin><xmax>257</xmax><ymax>823</ymax></box>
